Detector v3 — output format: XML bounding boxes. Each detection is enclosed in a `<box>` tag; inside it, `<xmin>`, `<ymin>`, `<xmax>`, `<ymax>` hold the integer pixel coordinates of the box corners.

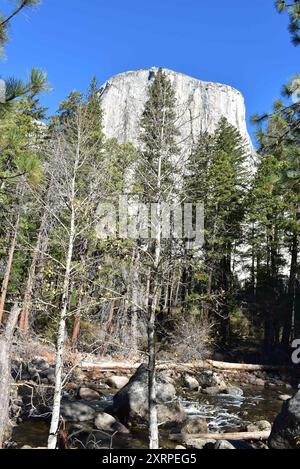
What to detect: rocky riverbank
<box><xmin>6</xmin><ymin>357</ymin><xmax>300</xmax><ymax>450</ymax></box>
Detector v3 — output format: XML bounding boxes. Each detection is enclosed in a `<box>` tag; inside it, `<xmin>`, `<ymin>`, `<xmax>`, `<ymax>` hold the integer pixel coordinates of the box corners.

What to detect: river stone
<box><xmin>179</xmin><ymin>416</ymin><xmax>208</xmax><ymax>435</ymax></box>
<box><xmin>79</xmin><ymin>387</ymin><xmax>101</xmax><ymax>401</ymax></box>
<box><xmin>198</xmin><ymin>371</ymin><xmax>226</xmax><ymax>390</ymax></box>
<box><xmin>214</xmin><ymin>440</ymin><xmax>236</xmax><ymax>450</ymax></box>
<box><xmin>184</xmin><ymin>375</ymin><xmax>200</xmax><ymax>391</ymax></box>
<box><xmin>185</xmin><ymin>438</ymin><xmax>217</xmax><ymax>449</ymax></box>
<box><xmin>269</xmin><ymin>390</ymin><xmax>300</xmax><ymax>449</ymax></box>
<box><xmin>224</xmin><ymin>386</ymin><xmax>244</xmax><ymax>398</ymax></box>
<box><xmin>247</xmin><ymin>420</ymin><xmax>272</xmax><ymax>433</ymax></box>
<box><xmin>106</xmin><ymin>376</ymin><xmax>130</xmax><ymax>390</ymax></box>
<box><xmin>203</xmin><ymin>386</ymin><xmax>223</xmax><ymax>396</ymax></box>
<box><xmin>113</xmin><ymin>364</ymin><xmax>186</xmax><ymax>426</ymax></box>
<box><xmin>61</xmin><ymin>401</ymin><xmax>96</xmax><ymax>422</ymax></box>
<box><xmin>94</xmin><ymin>412</ymin><xmax>130</xmax><ymax>434</ymax></box>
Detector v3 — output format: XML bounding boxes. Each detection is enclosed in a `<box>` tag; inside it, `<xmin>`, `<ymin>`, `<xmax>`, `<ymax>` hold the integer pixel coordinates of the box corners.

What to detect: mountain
<box><xmin>100</xmin><ymin>67</ymin><xmax>254</xmax><ymax>158</ymax></box>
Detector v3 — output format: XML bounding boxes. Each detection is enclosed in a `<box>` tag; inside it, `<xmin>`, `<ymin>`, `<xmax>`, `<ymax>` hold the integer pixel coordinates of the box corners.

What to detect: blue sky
<box><xmin>1</xmin><ymin>0</ymin><xmax>298</xmax><ymax>142</ymax></box>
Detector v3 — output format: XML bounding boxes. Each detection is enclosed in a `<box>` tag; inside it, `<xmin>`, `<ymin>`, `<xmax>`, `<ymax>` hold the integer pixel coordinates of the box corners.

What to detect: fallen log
<box><xmin>170</xmin><ymin>431</ymin><xmax>271</xmax><ymax>442</ymax></box>
<box><xmin>81</xmin><ymin>360</ymin><xmax>292</xmax><ymax>373</ymax></box>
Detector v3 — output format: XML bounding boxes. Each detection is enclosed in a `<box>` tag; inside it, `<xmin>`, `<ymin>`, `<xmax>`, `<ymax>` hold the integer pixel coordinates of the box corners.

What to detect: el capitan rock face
<box><xmin>100</xmin><ymin>67</ymin><xmax>254</xmax><ymax>157</ymax></box>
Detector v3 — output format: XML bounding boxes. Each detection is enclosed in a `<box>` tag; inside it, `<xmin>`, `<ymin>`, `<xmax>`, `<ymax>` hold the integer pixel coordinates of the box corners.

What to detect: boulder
<box><xmin>79</xmin><ymin>387</ymin><xmax>101</xmax><ymax>401</ymax></box>
<box><xmin>94</xmin><ymin>412</ymin><xmax>130</xmax><ymax>434</ymax></box>
<box><xmin>113</xmin><ymin>364</ymin><xmax>186</xmax><ymax>426</ymax></box>
<box><xmin>185</xmin><ymin>438</ymin><xmax>217</xmax><ymax>449</ymax></box>
<box><xmin>179</xmin><ymin>417</ymin><xmax>208</xmax><ymax>435</ymax></box>
<box><xmin>42</xmin><ymin>368</ymin><xmax>55</xmax><ymax>385</ymax></box>
<box><xmin>269</xmin><ymin>390</ymin><xmax>300</xmax><ymax>449</ymax></box>
<box><xmin>203</xmin><ymin>386</ymin><xmax>223</xmax><ymax>396</ymax></box>
<box><xmin>247</xmin><ymin>420</ymin><xmax>272</xmax><ymax>433</ymax></box>
<box><xmin>198</xmin><ymin>371</ymin><xmax>226</xmax><ymax>390</ymax></box>
<box><xmin>106</xmin><ymin>376</ymin><xmax>130</xmax><ymax>390</ymax></box>
<box><xmin>28</xmin><ymin>357</ymin><xmax>50</xmax><ymax>374</ymax></box>
<box><xmin>214</xmin><ymin>440</ymin><xmax>236</xmax><ymax>450</ymax></box>
<box><xmin>184</xmin><ymin>375</ymin><xmax>200</xmax><ymax>392</ymax></box>
<box><xmin>224</xmin><ymin>386</ymin><xmax>244</xmax><ymax>398</ymax></box>
<box><xmin>61</xmin><ymin>401</ymin><xmax>96</xmax><ymax>422</ymax></box>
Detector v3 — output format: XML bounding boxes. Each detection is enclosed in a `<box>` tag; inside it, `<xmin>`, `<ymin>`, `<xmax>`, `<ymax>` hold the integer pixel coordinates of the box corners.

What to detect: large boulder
<box><xmin>269</xmin><ymin>391</ymin><xmax>300</xmax><ymax>449</ymax></box>
<box><xmin>113</xmin><ymin>365</ymin><xmax>186</xmax><ymax>426</ymax></box>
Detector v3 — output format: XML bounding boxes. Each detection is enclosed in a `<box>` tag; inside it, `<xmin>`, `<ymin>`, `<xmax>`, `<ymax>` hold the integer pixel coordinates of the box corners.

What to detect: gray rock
<box><xmin>61</xmin><ymin>401</ymin><xmax>96</xmax><ymax>422</ymax></box>
<box><xmin>28</xmin><ymin>357</ymin><xmax>50</xmax><ymax>374</ymax></box>
<box><xmin>269</xmin><ymin>390</ymin><xmax>300</xmax><ymax>449</ymax></box>
<box><xmin>247</xmin><ymin>420</ymin><xmax>272</xmax><ymax>433</ymax></box>
<box><xmin>203</xmin><ymin>386</ymin><xmax>223</xmax><ymax>396</ymax></box>
<box><xmin>42</xmin><ymin>368</ymin><xmax>55</xmax><ymax>384</ymax></box>
<box><xmin>79</xmin><ymin>387</ymin><xmax>101</xmax><ymax>401</ymax></box>
<box><xmin>198</xmin><ymin>371</ymin><xmax>226</xmax><ymax>390</ymax></box>
<box><xmin>113</xmin><ymin>364</ymin><xmax>186</xmax><ymax>426</ymax></box>
<box><xmin>214</xmin><ymin>440</ymin><xmax>236</xmax><ymax>450</ymax></box>
<box><xmin>185</xmin><ymin>438</ymin><xmax>217</xmax><ymax>449</ymax></box>
<box><xmin>224</xmin><ymin>386</ymin><xmax>244</xmax><ymax>398</ymax></box>
<box><xmin>179</xmin><ymin>416</ymin><xmax>208</xmax><ymax>435</ymax></box>
<box><xmin>184</xmin><ymin>375</ymin><xmax>200</xmax><ymax>391</ymax></box>
<box><xmin>106</xmin><ymin>376</ymin><xmax>130</xmax><ymax>390</ymax></box>
<box><xmin>94</xmin><ymin>412</ymin><xmax>130</xmax><ymax>434</ymax></box>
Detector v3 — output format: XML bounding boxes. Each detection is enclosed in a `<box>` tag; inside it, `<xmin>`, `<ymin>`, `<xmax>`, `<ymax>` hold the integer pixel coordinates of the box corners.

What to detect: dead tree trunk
<box><xmin>0</xmin><ymin>305</ymin><xmax>20</xmax><ymax>448</ymax></box>
<box><xmin>0</xmin><ymin>211</ymin><xmax>21</xmax><ymax>325</ymax></box>
<box><xmin>20</xmin><ymin>209</ymin><xmax>50</xmax><ymax>333</ymax></box>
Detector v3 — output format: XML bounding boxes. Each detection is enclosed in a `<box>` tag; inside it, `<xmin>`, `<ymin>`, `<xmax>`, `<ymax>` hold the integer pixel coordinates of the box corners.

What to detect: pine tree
<box><xmin>275</xmin><ymin>0</ymin><xmax>300</xmax><ymax>45</ymax></box>
<box><xmin>137</xmin><ymin>68</ymin><xmax>181</xmax><ymax>449</ymax></box>
<box><xmin>187</xmin><ymin>118</ymin><xmax>248</xmax><ymax>345</ymax></box>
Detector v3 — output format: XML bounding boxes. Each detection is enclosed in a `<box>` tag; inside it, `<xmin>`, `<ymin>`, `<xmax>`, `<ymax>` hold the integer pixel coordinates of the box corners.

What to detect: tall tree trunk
<box><xmin>48</xmin><ymin>188</ymin><xmax>76</xmax><ymax>449</ymax></box>
<box><xmin>0</xmin><ymin>305</ymin><xmax>20</xmax><ymax>448</ymax></box>
<box><xmin>282</xmin><ymin>233</ymin><xmax>298</xmax><ymax>347</ymax></box>
<box><xmin>148</xmin><ymin>294</ymin><xmax>159</xmax><ymax>450</ymax></box>
<box><xmin>20</xmin><ymin>209</ymin><xmax>50</xmax><ymax>333</ymax></box>
<box><xmin>0</xmin><ymin>210</ymin><xmax>21</xmax><ymax>325</ymax></box>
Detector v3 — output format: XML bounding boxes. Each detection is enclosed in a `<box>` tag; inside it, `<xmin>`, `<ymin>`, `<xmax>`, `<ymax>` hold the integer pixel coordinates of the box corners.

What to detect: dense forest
<box><xmin>0</xmin><ymin>0</ymin><xmax>299</xmax><ymax>452</ymax></box>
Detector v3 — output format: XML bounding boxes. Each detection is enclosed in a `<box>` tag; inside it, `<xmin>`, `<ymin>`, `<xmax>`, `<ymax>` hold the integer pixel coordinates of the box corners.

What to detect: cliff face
<box><xmin>100</xmin><ymin>67</ymin><xmax>254</xmax><ymax>156</ymax></box>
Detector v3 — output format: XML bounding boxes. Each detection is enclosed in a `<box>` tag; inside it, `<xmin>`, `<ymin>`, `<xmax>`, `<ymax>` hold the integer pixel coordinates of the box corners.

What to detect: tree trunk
<box><xmin>0</xmin><ymin>211</ymin><xmax>21</xmax><ymax>325</ymax></box>
<box><xmin>282</xmin><ymin>233</ymin><xmax>298</xmax><ymax>347</ymax></box>
<box><xmin>48</xmin><ymin>193</ymin><xmax>76</xmax><ymax>449</ymax></box>
<box><xmin>0</xmin><ymin>305</ymin><xmax>20</xmax><ymax>448</ymax></box>
<box><xmin>148</xmin><ymin>296</ymin><xmax>159</xmax><ymax>450</ymax></box>
<box><xmin>20</xmin><ymin>209</ymin><xmax>50</xmax><ymax>333</ymax></box>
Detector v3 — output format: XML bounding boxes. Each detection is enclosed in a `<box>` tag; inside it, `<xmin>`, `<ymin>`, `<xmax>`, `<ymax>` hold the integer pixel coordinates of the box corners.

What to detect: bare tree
<box><xmin>0</xmin><ymin>304</ymin><xmax>20</xmax><ymax>448</ymax></box>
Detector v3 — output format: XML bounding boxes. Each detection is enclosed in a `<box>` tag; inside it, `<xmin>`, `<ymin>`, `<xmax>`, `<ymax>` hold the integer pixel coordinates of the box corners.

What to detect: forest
<box><xmin>0</xmin><ymin>0</ymin><xmax>300</xmax><ymax>452</ymax></box>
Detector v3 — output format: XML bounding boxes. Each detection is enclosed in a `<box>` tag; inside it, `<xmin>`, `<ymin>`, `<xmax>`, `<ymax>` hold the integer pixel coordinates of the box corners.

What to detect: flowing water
<box><xmin>12</xmin><ymin>386</ymin><xmax>285</xmax><ymax>449</ymax></box>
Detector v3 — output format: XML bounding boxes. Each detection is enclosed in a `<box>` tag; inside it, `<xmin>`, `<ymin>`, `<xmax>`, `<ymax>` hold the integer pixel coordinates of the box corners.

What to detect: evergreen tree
<box><xmin>187</xmin><ymin>118</ymin><xmax>248</xmax><ymax>344</ymax></box>
<box><xmin>275</xmin><ymin>0</ymin><xmax>300</xmax><ymax>45</ymax></box>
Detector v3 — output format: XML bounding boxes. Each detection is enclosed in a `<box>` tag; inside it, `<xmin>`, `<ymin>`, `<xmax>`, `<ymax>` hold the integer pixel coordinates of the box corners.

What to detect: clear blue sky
<box><xmin>1</xmin><ymin>0</ymin><xmax>299</xmax><ymax>142</ymax></box>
